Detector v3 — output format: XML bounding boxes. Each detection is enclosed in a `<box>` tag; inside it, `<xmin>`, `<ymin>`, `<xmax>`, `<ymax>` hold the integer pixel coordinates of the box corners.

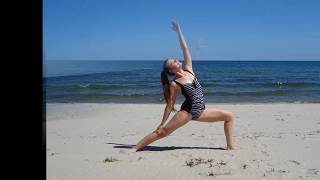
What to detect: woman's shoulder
<box><xmin>171</xmin><ymin>80</ymin><xmax>181</xmax><ymax>87</ymax></box>
<box><xmin>182</xmin><ymin>64</ymin><xmax>195</xmax><ymax>75</ymax></box>
<box><xmin>183</xmin><ymin>68</ymin><xmax>195</xmax><ymax>76</ymax></box>
<box><xmin>170</xmin><ymin>80</ymin><xmax>182</xmax><ymax>92</ymax></box>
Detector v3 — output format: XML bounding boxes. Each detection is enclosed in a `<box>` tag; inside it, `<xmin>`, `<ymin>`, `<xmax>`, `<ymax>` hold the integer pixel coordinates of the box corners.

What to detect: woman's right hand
<box><xmin>153</xmin><ymin>123</ymin><xmax>165</xmax><ymax>133</ymax></box>
<box><xmin>153</xmin><ymin>123</ymin><xmax>166</xmax><ymax>135</ymax></box>
<box><xmin>171</xmin><ymin>21</ymin><xmax>181</xmax><ymax>32</ymax></box>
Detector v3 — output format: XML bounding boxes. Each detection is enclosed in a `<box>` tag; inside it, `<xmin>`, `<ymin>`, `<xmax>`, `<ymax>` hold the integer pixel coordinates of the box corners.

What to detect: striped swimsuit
<box><xmin>173</xmin><ymin>69</ymin><xmax>206</xmax><ymax>120</ymax></box>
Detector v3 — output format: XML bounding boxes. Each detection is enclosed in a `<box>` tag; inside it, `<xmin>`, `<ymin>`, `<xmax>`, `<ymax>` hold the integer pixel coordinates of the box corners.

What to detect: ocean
<box><xmin>44</xmin><ymin>60</ymin><xmax>320</xmax><ymax>103</ymax></box>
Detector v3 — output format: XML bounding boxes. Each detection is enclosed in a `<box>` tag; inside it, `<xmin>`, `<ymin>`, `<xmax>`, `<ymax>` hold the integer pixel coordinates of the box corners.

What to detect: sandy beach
<box><xmin>46</xmin><ymin>103</ymin><xmax>320</xmax><ymax>180</ymax></box>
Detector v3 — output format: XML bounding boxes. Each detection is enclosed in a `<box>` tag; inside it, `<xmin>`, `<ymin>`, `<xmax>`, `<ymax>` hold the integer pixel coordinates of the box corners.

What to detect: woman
<box><xmin>129</xmin><ymin>21</ymin><xmax>236</xmax><ymax>152</ymax></box>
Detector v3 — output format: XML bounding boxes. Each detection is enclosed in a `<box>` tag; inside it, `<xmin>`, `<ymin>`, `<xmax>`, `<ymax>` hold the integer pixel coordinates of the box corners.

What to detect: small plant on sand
<box><xmin>103</xmin><ymin>157</ymin><xmax>119</xmax><ymax>163</ymax></box>
<box><xmin>185</xmin><ymin>158</ymin><xmax>214</xmax><ymax>167</ymax></box>
<box><xmin>208</xmin><ymin>171</ymin><xmax>215</xmax><ymax>176</ymax></box>
<box><xmin>217</xmin><ymin>160</ymin><xmax>227</xmax><ymax>166</ymax></box>
<box><xmin>242</xmin><ymin>164</ymin><xmax>248</xmax><ymax>169</ymax></box>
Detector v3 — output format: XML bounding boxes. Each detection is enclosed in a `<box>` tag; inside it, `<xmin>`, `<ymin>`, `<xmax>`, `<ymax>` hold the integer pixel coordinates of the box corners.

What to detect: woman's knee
<box><xmin>224</xmin><ymin>111</ymin><xmax>234</xmax><ymax>122</ymax></box>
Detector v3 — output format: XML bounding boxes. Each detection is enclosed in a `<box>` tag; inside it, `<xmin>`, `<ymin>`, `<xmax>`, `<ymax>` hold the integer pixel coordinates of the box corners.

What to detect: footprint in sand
<box><xmin>261</xmin><ymin>143</ymin><xmax>268</xmax><ymax>148</ymax></box>
<box><xmin>264</xmin><ymin>168</ymin><xmax>290</xmax><ymax>178</ymax></box>
<box><xmin>89</xmin><ymin>135</ymin><xmax>97</xmax><ymax>139</ymax></box>
<box><xmin>261</xmin><ymin>151</ymin><xmax>270</xmax><ymax>157</ymax></box>
<box><xmin>249</xmin><ymin>160</ymin><xmax>260</xmax><ymax>169</ymax></box>
<box><xmin>121</xmin><ymin>133</ymin><xmax>137</xmax><ymax>138</ymax></box>
<box><xmin>271</xmin><ymin>135</ymin><xmax>282</xmax><ymax>139</ymax></box>
<box><xmin>251</xmin><ymin>132</ymin><xmax>264</xmax><ymax>140</ymax></box>
<box><xmin>307</xmin><ymin>169</ymin><xmax>319</xmax><ymax>176</ymax></box>
<box><xmin>170</xmin><ymin>153</ymin><xmax>179</xmax><ymax>158</ymax></box>
<box><xmin>137</xmin><ymin>156</ymin><xmax>146</xmax><ymax>160</ymax></box>
<box><xmin>288</xmin><ymin>160</ymin><xmax>301</xmax><ymax>165</ymax></box>
<box><xmin>49</xmin><ymin>152</ymin><xmax>59</xmax><ymax>156</ymax></box>
<box><xmin>181</xmin><ymin>153</ymin><xmax>193</xmax><ymax>157</ymax></box>
<box><xmin>276</xmin><ymin>118</ymin><xmax>285</xmax><ymax>121</ymax></box>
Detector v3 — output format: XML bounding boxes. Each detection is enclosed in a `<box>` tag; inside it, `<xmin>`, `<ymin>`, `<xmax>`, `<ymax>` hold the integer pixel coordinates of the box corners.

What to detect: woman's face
<box><xmin>166</xmin><ymin>58</ymin><xmax>181</xmax><ymax>73</ymax></box>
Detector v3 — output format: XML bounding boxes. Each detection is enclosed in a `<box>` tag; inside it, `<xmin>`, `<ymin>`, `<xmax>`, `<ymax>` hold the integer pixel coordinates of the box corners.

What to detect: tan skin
<box><xmin>127</xmin><ymin>21</ymin><xmax>236</xmax><ymax>153</ymax></box>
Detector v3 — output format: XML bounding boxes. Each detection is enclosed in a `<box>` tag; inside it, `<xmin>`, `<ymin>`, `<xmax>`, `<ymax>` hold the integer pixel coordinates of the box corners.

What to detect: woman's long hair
<box><xmin>160</xmin><ymin>59</ymin><xmax>176</xmax><ymax>111</ymax></box>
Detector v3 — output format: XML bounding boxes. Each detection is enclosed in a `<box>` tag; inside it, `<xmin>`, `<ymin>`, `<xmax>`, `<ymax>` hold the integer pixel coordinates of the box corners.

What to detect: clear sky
<box><xmin>44</xmin><ymin>0</ymin><xmax>320</xmax><ymax>61</ymax></box>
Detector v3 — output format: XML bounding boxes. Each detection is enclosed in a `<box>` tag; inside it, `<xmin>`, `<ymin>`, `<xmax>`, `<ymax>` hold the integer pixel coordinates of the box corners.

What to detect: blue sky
<box><xmin>44</xmin><ymin>0</ymin><xmax>320</xmax><ymax>60</ymax></box>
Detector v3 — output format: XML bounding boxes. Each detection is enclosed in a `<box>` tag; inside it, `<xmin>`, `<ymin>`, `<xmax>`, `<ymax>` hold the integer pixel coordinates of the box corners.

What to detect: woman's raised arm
<box><xmin>171</xmin><ymin>21</ymin><xmax>193</xmax><ymax>71</ymax></box>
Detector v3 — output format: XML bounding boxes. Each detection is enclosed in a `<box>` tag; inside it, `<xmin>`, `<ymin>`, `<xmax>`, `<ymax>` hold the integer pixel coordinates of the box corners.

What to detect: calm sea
<box><xmin>44</xmin><ymin>60</ymin><xmax>320</xmax><ymax>103</ymax></box>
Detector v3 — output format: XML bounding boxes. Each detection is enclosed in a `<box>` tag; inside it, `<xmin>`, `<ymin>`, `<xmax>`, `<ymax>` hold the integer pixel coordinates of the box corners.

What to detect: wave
<box><xmin>202</xmin><ymin>82</ymin><xmax>320</xmax><ymax>88</ymax></box>
<box><xmin>255</xmin><ymin>82</ymin><xmax>320</xmax><ymax>88</ymax></box>
<box><xmin>205</xmin><ymin>90</ymin><xmax>293</xmax><ymax>97</ymax></box>
<box><xmin>45</xmin><ymin>68</ymin><xmax>155</xmax><ymax>78</ymax></box>
<box><xmin>45</xmin><ymin>93</ymin><xmax>164</xmax><ymax>103</ymax></box>
<box><xmin>46</xmin><ymin>83</ymin><xmax>157</xmax><ymax>91</ymax></box>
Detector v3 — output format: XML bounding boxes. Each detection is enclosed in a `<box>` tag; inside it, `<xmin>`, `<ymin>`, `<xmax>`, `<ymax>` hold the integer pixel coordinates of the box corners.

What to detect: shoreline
<box><xmin>46</xmin><ymin>101</ymin><xmax>320</xmax><ymax>105</ymax></box>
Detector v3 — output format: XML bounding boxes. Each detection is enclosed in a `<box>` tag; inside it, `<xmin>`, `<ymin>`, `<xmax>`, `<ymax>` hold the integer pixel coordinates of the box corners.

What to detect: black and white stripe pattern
<box><xmin>174</xmin><ymin>70</ymin><xmax>205</xmax><ymax>120</ymax></box>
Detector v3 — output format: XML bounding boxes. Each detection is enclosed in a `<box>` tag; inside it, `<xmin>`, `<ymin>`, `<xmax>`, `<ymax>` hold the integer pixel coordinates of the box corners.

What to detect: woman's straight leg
<box><xmin>132</xmin><ymin>110</ymin><xmax>192</xmax><ymax>151</ymax></box>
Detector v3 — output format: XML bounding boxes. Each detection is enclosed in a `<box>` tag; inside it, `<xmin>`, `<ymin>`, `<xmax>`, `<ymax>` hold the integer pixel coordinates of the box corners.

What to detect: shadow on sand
<box><xmin>106</xmin><ymin>142</ymin><xmax>226</xmax><ymax>151</ymax></box>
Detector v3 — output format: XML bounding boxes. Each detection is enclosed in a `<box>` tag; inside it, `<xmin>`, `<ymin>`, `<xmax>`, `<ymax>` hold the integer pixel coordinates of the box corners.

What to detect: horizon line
<box><xmin>45</xmin><ymin>59</ymin><xmax>320</xmax><ymax>61</ymax></box>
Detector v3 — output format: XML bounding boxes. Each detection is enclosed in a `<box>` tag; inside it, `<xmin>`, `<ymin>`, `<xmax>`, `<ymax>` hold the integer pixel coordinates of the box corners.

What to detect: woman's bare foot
<box><xmin>227</xmin><ymin>145</ymin><xmax>237</xmax><ymax>150</ymax></box>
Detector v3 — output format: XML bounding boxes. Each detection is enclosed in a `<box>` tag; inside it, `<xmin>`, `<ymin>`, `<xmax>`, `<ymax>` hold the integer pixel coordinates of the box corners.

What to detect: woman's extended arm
<box><xmin>171</xmin><ymin>21</ymin><xmax>193</xmax><ymax>71</ymax></box>
<box><xmin>157</xmin><ymin>83</ymin><xmax>178</xmax><ymax>128</ymax></box>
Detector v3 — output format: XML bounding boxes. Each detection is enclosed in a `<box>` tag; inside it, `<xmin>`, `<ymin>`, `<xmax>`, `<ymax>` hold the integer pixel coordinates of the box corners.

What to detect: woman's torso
<box><xmin>173</xmin><ymin>69</ymin><xmax>205</xmax><ymax>120</ymax></box>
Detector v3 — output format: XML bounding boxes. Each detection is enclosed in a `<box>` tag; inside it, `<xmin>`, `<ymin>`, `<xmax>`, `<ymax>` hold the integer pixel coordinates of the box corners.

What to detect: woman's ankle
<box><xmin>131</xmin><ymin>146</ymin><xmax>139</xmax><ymax>152</ymax></box>
<box><xmin>227</xmin><ymin>144</ymin><xmax>237</xmax><ymax>150</ymax></box>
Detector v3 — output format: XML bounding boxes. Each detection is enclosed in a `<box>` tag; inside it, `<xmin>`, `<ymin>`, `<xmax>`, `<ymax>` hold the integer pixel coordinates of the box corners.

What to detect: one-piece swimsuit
<box><xmin>173</xmin><ymin>69</ymin><xmax>206</xmax><ymax>120</ymax></box>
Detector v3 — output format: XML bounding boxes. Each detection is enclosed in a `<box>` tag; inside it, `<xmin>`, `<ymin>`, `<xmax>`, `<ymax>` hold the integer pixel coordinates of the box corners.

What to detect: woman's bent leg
<box><xmin>132</xmin><ymin>111</ymin><xmax>192</xmax><ymax>151</ymax></box>
<box><xmin>196</xmin><ymin>108</ymin><xmax>236</xmax><ymax>150</ymax></box>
